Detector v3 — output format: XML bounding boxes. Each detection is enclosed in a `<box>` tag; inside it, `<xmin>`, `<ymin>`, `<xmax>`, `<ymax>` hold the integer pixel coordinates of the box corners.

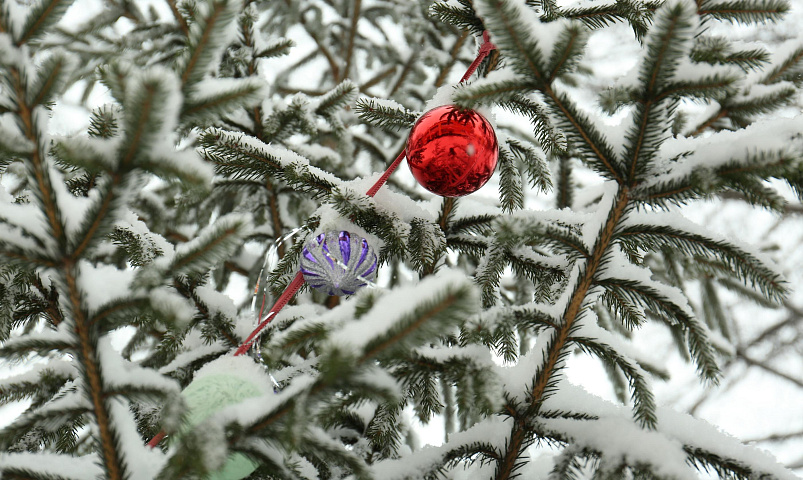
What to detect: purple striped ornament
<box><xmin>299</xmin><ymin>231</ymin><xmax>378</xmax><ymax>296</ymax></box>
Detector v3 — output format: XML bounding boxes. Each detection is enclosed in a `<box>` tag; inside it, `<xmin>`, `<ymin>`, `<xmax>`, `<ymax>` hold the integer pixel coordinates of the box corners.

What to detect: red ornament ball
<box><xmin>405</xmin><ymin>105</ymin><xmax>499</xmax><ymax>197</ymax></box>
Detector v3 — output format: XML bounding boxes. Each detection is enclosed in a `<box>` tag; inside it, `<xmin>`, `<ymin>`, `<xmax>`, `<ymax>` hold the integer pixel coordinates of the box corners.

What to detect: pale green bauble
<box><xmin>180</xmin><ymin>357</ymin><xmax>270</xmax><ymax>480</ymax></box>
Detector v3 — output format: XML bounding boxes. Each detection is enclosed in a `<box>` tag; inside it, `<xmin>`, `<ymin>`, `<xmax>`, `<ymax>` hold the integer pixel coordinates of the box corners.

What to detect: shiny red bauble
<box><xmin>405</xmin><ymin>105</ymin><xmax>499</xmax><ymax>197</ymax></box>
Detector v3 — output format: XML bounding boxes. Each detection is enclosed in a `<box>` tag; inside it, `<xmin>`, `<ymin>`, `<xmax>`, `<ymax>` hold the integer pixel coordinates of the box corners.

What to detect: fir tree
<box><xmin>1</xmin><ymin>0</ymin><xmax>802</xmax><ymax>479</ymax></box>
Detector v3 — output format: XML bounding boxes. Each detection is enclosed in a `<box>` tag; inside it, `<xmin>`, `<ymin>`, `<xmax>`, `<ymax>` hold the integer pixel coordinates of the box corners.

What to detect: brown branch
<box><xmin>300</xmin><ymin>15</ymin><xmax>340</xmax><ymax>82</ymax></box>
<box><xmin>241</xmin><ymin>19</ymin><xmax>287</xmax><ymax>262</ymax></box>
<box><xmin>745</xmin><ymin>314</ymin><xmax>799</xmax><ymax>348</ymax></box>
<box><xmin>744</xmin><ymin>428</ymin><xmax>803</xmax><ymax>443</ymax></box>
<box><xmin>736</xmin><ymin>347</ymin><xmax>803</xmax><ymax>388</ymax></box>
<box><xmin>22</xmin><ymin>63</ymin><xmax>126</xmax><ymax>474</ymax></box>
<box><xmin>628</xmin><ymin>12</ymin><xmax>681</xmax><ymax>183</ymax></box>
<box><xmin>343</xmin><ymin>0</ymin><xmax>362</xmax><ymax>81</ymax></box>
<box><xmin>266</xmin><ymin>181</ymin><xmax>286</xmax><ymax>258</ymax></box>
<box><xmin>224</xmin><ymin>260</ymin><xmax>249</xmax><ymax>276</ymax></box>
<box><xmin>32</xmin><ymin>275</ymin><xmax>63</xmax><ymax>327</ymax></box>
<box><xmin>496</xmin><ymin>187</ymin><xmax>630</xmax><ymax>480</ymax></box>
<box><xmin>15</xmin><ymin>0</ymin><xmax>64</xmax><ymax>46</ymax></box>
<box><xmin>689</xmin><ymin>108</ymin><xmax>728</xmax><ymax>137</ymax></box>
<box><xmin>360</xmin><ymin>65</ymin><xmax>398</xmax><ymax>92</ymax></box>
<box><xmin>10</xmin><ymin>61</ymin><xmax>125</xmax><ymax>477</ymax></box>
<box><xmin>389</xmin><ymin>51</ymin><xmax>417</xmax><ymax>97</ymax></box>
<box><xmin>180</xmin><ymin>1</ymin><xmax>225</xmax><ymax>85</ymax></box>
<box><xmin>167</xmin><ymin>0</ymin><xmax>190</xmax><ymax>36</ymax></box>
<box><xmin>12</xmin><ymin>69</ymin><xmax>65</xmax><ymax>246</ymax></box>
<box><xmin>65</xmin><ymin>260</ymin><xmax>124</xmax><ymax>480</ymax></box>
<box><xmin>439</xmin><ymin>197</ymin><xmax>455</xmax><ymax>233</ymax></box>
<box><xmin>434</xmin><ymin>31</ymin><xmax>470</xmax><ymax>88</ymax></box>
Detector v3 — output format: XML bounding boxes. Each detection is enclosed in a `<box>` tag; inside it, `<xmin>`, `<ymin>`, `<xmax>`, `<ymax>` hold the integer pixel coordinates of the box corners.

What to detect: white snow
<box><xmin>208</xmin><ymin>127</ymin><xmax>344</xmax><ymax>188</ymax></box>
<box><xmin>645</xmin><ymin>114</ymin><xmax>803</xmax><ymax>189</ymax></box>
<box><xmin>370</xmin><ymin>417</ymin><xmax>513</xmax><ymax>479</ymax></box>
<box><xmin>0</xmin><ymin>452</ymin><xmax>102</xmax><ymax>479</ymax></box>
<box><xmin>0</xmin><ymin>359</ymin><xmax>76</xmax><ymax>390</ymax></box>
<box><xmin>76</xmin><ymin>260</ymin><xmax>135</xmax><ymax>313</ymax></box>
<box><xmin>159</xmin><ymin>341</ymin><xmax>229</xmax><ymax>376</ymax></box>
<box><xmin>327</xmin><ymin>269</ymin><xmax>478</xmax><ymax>355</ymax></box>
<box><xmin>172</xmin><ymin>212</ymin><xmax>254</xmax><ymax>272</ymax></box>
<box><xmin>108</xmin><ymin>398</ymin><xmax>167</xmax><ymax>480</ymax></box>
<box><xmin>97</xmin><ymin>337</ymin><xmax>181</xmax><ymax>395</ymax></box>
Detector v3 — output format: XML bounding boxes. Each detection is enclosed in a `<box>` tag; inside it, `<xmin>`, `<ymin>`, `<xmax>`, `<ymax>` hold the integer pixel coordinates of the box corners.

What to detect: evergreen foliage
<box><xmin>0</xmin><ymin>0</ymin><xmax>801</xmax><ymax>479</ymax></box>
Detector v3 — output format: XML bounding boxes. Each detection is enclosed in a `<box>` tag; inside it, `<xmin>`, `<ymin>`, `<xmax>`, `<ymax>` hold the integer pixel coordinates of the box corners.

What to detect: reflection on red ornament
<box><xmin>405</xmin><ymin>105</ymin><xmax>499</xmax><ymax>197</ymax></box>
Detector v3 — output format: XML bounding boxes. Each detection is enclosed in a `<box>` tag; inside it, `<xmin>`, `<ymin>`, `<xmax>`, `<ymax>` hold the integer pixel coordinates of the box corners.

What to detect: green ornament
<box><xmin>179</xmin><ymin>358</ymin><xmax>269</xmax><ymax>480</ymax></box>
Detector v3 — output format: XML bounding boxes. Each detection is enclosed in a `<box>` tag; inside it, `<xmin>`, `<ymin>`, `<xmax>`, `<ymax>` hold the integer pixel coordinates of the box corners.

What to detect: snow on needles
<box><xmin>326</xmin><ymin>269</ymin><xmax>477</xmax><ymax>355</ymax></box>
<box><xmin>371</xmin><ymin>417</ymin><xmax>513</xmax><ymax>479</ymax></box>
<box><xmin>0</xmin><ymin>452</ymin><xmax>103</xmax><ymax>480</ymax></box>
<box><xmin>541</xmin><ymin>382</ymin><xmax>799</xmax><ymax>479</ymax></box>
<box><xmin>97</xmin><ymin>337</ymin><xmax>181</xmax><ymax>396</ymax></box>
<box><xmin>473</xmin><ymin>0</ymin><xmax>572</xmax><ymax>67</ymax></box>
<box><xmin>644</xmin><ymin>113</ymin><xmax>803</xmax><ymax>188</ymax></box>
<box><xmin>76</xmin><ymin>260</ymin><xmax>135</xmax><ymax>313</ymax></box>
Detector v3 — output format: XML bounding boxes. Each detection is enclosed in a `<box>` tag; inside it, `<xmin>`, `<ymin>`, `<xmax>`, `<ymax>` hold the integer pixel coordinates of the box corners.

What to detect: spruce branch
<box><xmin>0</xmin><ymin>452</ymin><xmax>102</xmax><ymax>479</ymax></box>
<box><xmin>594</xmin><ymin>276</ymin><xmax>720</xmax><ymax>381</ymax></box>
<box><xmin>179</xmin><ymin>0</ymin><xmax>241</xmax><ymax>87</ymax></box>
<box><xmin>561</xmin><ymin>0</ymin><xmax>652</xmax><ymax>40</ymax></box>
<box><xmin>683</xmin><ymin>445</ymin><xmax>765</xmax><ymax>479</ymax></box>
<box><xmin>330</xmin><ymin>188</ymin><xmax>407</xmax><ymax>262</ymax></box>
<box><xmin>430</xmin><ymin>0</ymin><xmax>486</xmax><ymax>35</ymax></box>
<box><xmin>446</xmin><ymin>214</ymin><xmax>497</xmax><ymax>236</ymax></box>
<box><xmin>493</xmin><ymin>186</ymin><xmax>631</xmax><ymax>480</ymax></box>
<box><xmin>408</xmin><ymin>218</ymin><xmax>447</xmax><ymax>275</ymax></box>
<box><xmin>70</xmin><ymin>68</ymin><xmax>182</xmax><ymax>258</ymax></box>
<box><xmin>181</xmin><ymin>78</ymin><xmax>266</xmax><ymax>124</ymax></box>
<box><xmin>0</xmin><ymin>367</ymin><xmax>74</xmax><ymax>405</ymax></box>
<box><xmin>10</xmin><ymin>70</ymin><xmax>66</xmax><ymax>248</ymax></box>
<box><xmin>238</xmin><ymin>274</ymin><xmax>479</xmax><ymax>441</ymax></box>
<box><xmin>497</xmin><ymin>95</ymin><xmax>567</xmax><ymax>156</ymax></box>
<box><xmin>15</xmin><ymin>0</ymin><xmax>74</xmax><ymax>46</ymax></box>
<box><xmin>624</xmin><ymin>0</ymin><xmax>696</xmax><ymax>183</ymax></box>
<box><xmin>600</xmin><ymin>288</ymin><xmax>646</xmax><ymax>330</ymax></box>
<box><xmin>696</xmin><ymin>0</ymin><xmax>789</xmax><ymax>24</ymax></box>
<box><xmin>452</xmin><ymin>75</ymin><xmax>536</xmax><ymax>107</ymax></box>
<box><xmin>497</xmin><ymin>145</ymin><xmax>525</xmax><ymax>213</ymax></box>
<box><xmin>691</xmin><ymin>36</ymin><xmax>770</xmax><ymax>72</ymax></box>
<box><xmin>545</xmin><ymin>23</ymin><xmax>588</xmax><ymax>83</ymax></box>
<box><xmin>26</xmin><ymin>51</ymin><xmax>75</xmax><ymax>107</ymax></box>
<box><xmin>202</xmin><ymin>128</ymin><xmax>339</xmax><ymax>196</ymax></box>
<box><xmin>0</xmin><ymin>403</ymin><xmax>91</xmax><ymax>451</ymax></box>
<box><xmin>170</xmin><ymin>213</ymin><xmax>252</xmax><ymax>277</ymax></box>
<box><xmin>506</xmin><ymin>138</ymin><xmax>553</xmax><ymax>193</ymax></box>
<box><xmin>571</xmin><ymin>336</ymin><xmax>658</xmax><ymax>428</ymax></box>
<box><xmin>256</xmin><ymin>38</ymin><xmax>294</xmax><ymax>59</ymax></box>
<box><xmin>762</xmin><ymin>45</ymin><xmax>803</xmax><ymax>85</ymax></box>
<box><xmin>615</xmin><ymin>222</ymin><xmax>787</xmax><ymax>302</ymax></box>
<box><xmin>476</xmin><ymin>0</ymin><xmax>622</xmax><ymax>180</ymax></box>
<box><xmin>355</xmin><ymin>98</ymin><xmax>418</xmax><ymax>131</ymax></box>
